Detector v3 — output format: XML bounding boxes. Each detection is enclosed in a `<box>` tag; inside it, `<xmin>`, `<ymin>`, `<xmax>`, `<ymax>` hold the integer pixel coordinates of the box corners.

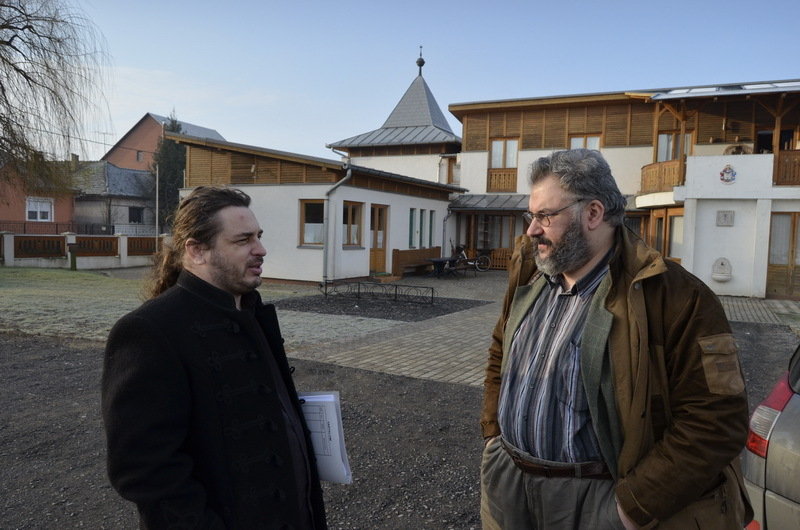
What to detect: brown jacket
<box><xmin>482</xmin><ymin>228</ymin><xmax>752</xmax><ymax>528</ymax></box>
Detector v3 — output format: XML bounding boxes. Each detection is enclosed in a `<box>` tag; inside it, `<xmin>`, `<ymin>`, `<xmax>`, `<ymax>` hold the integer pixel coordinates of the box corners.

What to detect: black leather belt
<box><xmin>501</xmin><ymin>440</ymin><xmax>612</xmax><ymax>479</ymax></box>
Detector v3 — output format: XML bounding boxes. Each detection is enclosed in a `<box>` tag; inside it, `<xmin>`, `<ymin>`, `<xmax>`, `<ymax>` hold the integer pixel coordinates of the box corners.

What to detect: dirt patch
<box><xmin>0</xmin><ymin>332</ymin><xmax>482</xmax><ymax>530</ymax></box>
<box><xmin>274</xmin><ymin>294</ymin><xmax>491</xmax><ymax>322</ymax></box>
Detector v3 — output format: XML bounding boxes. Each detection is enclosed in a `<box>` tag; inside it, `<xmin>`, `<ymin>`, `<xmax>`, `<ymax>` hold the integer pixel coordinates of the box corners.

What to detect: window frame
<box><xmin>569</xmin><ymin>134</ymin><xmax>601</xmax><ymax>150</ymax></box>
<box><xmin>490</xmin><ymin>138</ymin><xmax>519</xmax><ymax>169</ymax></box>
<box><xmin>26</xmin><ymin>197</ymin><xmax>53</xmax><ymax>222</ymax></box>
<box><xmin>299</xmin><ymin>199</ymin><xmax>325</xmax><ymax>246</ymax></box>
<box><xmin>342</xmin><ymin>200</ymin><xmax>363</xmax><ymax>248</ymax></box>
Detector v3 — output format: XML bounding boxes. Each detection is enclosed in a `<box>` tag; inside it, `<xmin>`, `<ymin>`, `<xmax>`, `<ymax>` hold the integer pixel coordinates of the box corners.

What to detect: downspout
<box><xmin>442</xmin><ymin>208</ymin><xmax>452</xmax><ymax>258</ymax></box>
<box><xmin>322</xmin><ymin>157</ymin><xmax>352</xmax><ymax>291</ymax></box>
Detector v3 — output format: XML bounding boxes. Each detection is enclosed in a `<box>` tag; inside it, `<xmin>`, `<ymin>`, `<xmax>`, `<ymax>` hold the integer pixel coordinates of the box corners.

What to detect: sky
<box><xmin>76</xmin><ymin>0</ymin><xmax>799</xmax><ymax>162</ymax></box>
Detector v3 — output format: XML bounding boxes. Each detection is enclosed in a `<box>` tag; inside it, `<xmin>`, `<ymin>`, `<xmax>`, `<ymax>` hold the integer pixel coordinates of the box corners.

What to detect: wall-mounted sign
<box><xmin>716</xmin><ymin>210</ymin><xmax>735</xmax><ymax>227</ymax></box>
<box><xmin>720</xmin><ymin>164</ymin><xmax>736</xmax><ymax>184</ymax></box>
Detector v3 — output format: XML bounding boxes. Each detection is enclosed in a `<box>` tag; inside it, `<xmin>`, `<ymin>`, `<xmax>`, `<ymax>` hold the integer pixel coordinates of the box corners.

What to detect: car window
<box><xmin>790</xmin><ymin>343</ymin><xmax>800</xmax><ymax>393</ymax></box>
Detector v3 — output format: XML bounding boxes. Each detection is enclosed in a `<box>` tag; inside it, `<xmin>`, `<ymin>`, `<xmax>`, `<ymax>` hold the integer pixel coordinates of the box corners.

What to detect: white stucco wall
<box><xmin>600</xmin><ymin>147</ymin><xmax>652</xmax><ymax>196</ymax></box>
<box><xmin>460</xmin><ymin>146</ymin><xmax>652</xmax><ymax>196</ymax></box>
<box><xmin>458</xmin><ymin>151</ymin><xmax>489</xmax><ymax>193</ymax></box>
<box><xmin>239</xmin><ymin>184</ymin><xmax>451</xmax><ymax>282</ymax></box>
<box><xmin>676</xmin><ymin>154</ymin><xmax>800</xmax><ymax>297</ymax></box>
<box><xmin>351</xmin><ymin>154</ymin><xmax>444</xmax><ymax>183</ymax></box>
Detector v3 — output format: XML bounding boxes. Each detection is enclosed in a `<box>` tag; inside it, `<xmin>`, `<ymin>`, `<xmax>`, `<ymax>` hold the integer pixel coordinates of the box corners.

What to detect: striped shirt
<box><xmin>498</xmin><ymin>254</ymin><xmax>611</xmax><ymax>462</ymax></box>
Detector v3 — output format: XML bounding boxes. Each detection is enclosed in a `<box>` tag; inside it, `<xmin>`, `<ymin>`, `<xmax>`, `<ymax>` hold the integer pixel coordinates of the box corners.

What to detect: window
<box><xmin>26</xmin><ymin>197</ymin><xmax>53</xmax><ymax>222</ymax></box>
<box><xmin>128</xmin><ymin>207</ymin><xmax>144</xmax><ymax>224</ymax></box>
<box><xmin>490</xmin><ymin>138</ymin><xmax>518</xmax><ymax>169</ymax></box>
<box><xmin>136</xmin><ymin>151</ymin><xmax>144</xmax><ymax>162</ymax></box>
<box><xmin>429</xmin><ymin>210</ymin><xmax>435</xmax><ymax>247</ymax></box>
<box><xmin>657</xmin><ymin>131</ymin><xmax>693</xmax><ymax>162</ymax></box>
<box><xmin>408</xmin><ymin>208</ymin><xmax>416</xmax><ymax>247</ymax></box>
<box><xmin>419</xmin><ymin>209</ymin><xmax>426</xmax><ymax>248</ymax></box>
<box><xmin>300</xmin><ymin>200</ymin><xmax>324</xmax><ymax>245</ymax></box>
<box><xmin>570</xmin><ymin>135</ymin><xmax>601</xmax><ymax>150</ymax></box>
<box><xmin>342</xmin><ymin>201</ymin><xmax>362</xmax><ymax>247</ymax></box>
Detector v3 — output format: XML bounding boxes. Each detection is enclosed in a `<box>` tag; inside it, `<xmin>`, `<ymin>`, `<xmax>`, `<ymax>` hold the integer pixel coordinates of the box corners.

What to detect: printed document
<box><xmin>298</xmin><ymin>391</ymin><xmax>352</xmax><ymax>484</ymax></box>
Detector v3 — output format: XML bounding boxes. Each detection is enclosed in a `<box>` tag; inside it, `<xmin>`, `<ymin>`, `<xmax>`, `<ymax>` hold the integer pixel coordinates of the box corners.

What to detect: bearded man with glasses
<box><xmin>480</xmin><ymin>149</ymin><xmax>752</xmax><ymax>529</ymax></box>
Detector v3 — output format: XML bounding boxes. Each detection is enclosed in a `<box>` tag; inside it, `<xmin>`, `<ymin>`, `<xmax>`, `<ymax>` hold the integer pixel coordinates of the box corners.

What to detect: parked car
<box><xmin>742</xmin><ymin>342</ymin><xmax>800</xmax><ymax>529</ymax></box>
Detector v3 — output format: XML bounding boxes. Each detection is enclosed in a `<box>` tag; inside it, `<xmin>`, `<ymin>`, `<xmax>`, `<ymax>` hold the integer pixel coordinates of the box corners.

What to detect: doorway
<box><xmin>369</xmin><ymin>204</ymin><xmax>388</xmax><ymax>273</ymax></box>
<box><xmin>766</xmin><ymin>212</ymin><xmax>800</xmax><ymax>299</ymax></box>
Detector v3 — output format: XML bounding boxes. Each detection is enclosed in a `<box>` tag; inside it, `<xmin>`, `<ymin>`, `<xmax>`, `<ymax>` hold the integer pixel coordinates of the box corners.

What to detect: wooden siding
<box><xmin>464</xmin><ymin>102</ymin><xmax>654</xmax><ymax>151</ymax></box>
<box><xmin>487</xmin><ymin>169</ymin><xmax>517</xmax><ymax>193</ymax></box>
<box><xmin>348</xmin><ymin>174</ymin><xmax>451</xmax><ymax>201</ymax></box>
<box><xmin>775</xmin><ymin>150</ymin><xmax>800</xmax><ymax>185</ymax></box>
<box><xmin>641</xmin><ymin>160</ymin><xmax>683</xmax><ymax>193</ymax></box>
<box><xmin>186</xmin><ymin>146</ymin><xmax>337</xmax><ymax>187</ymax></box>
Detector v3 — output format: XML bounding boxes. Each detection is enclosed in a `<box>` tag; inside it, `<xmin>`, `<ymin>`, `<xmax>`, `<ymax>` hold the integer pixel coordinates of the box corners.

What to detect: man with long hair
<box><xmin>102</xmin><ymin>186</ymin><xmax>327</xmax><ymax>529</ymax></box>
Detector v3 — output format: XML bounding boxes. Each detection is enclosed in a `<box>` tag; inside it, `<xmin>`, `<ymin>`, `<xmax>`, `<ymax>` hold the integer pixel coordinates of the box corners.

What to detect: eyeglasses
<box><xmin>522</xmin><ymin>198</ymin><xmax>588</xmax><ymax>227</ymax></box>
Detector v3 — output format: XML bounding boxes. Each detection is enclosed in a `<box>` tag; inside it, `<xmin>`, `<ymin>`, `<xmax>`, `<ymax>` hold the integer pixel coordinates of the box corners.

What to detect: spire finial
<box><xmin>416</xmin><ymin>46</ymin><xmax>425</xmax><ymax>76</ymax></box>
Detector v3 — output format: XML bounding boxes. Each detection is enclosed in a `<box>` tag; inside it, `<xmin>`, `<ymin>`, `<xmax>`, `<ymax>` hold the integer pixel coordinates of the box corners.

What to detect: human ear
<box><xmin>585</xmin><ymin>200</ymin><xmax>606</xmax><ymax>230</ymax></box>
<box><xmin>184</xmin><ymin>238</ymin><xmax>208</xmax><ymax>265</ymax></box>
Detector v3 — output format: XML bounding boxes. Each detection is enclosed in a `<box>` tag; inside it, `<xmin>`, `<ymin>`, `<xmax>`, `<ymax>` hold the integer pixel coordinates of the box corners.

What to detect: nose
<box><xmin>253</xmin><ymin>239</ymin><xmax>267</xmax><ymax>257</ymax></box>
<box><xmin>526</xmin><ymin>218</ymin><xmax>543</xmax><ymax>237</ymax></box>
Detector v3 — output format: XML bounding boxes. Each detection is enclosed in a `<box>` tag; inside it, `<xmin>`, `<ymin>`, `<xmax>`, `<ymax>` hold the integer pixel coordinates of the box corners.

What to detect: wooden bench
<box><xmin>391</xmin><ymin>246</ymin><xmax>441</xmax><ymax>277</ymax></box>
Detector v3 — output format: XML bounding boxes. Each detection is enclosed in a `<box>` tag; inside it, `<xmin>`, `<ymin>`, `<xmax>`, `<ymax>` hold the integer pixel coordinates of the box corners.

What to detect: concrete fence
<box><xmin>0</xmin><ymin>232</ymin><xmax>162</xmax><ymax>270</ymax></box>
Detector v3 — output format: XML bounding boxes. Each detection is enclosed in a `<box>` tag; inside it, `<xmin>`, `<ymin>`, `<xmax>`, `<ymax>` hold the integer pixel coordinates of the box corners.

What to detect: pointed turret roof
<box><xmin>328</xmin><ymin>57</ymin><xmax>460</xmax><ymax>149</ymax></box>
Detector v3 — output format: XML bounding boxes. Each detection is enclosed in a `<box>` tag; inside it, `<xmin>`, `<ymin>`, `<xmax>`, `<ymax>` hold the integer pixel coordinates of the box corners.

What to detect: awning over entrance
<box><xmin>449</xmin><ymin>194</ymin><xmax>528</xmax><ymax>212</ymax></box>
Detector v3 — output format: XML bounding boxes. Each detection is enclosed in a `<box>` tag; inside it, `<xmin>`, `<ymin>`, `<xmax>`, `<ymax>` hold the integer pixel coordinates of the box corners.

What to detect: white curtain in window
<box><xmin>668</xmin><ymin>216</ymin><xmax>684</xmax><ymax>259</ymax></box>
<box><xmin>505</xmin><ymin>140</ymin><xmax>518</xmax><ymax>169</ymax></box>
<box><xmin>491</xmin><ymin>140</ymin><xmax>503</xmax><ymax>169</ymax></box>
<box><xmin>770</xmin><ymin>214</ymin><xmax>791</xmax><ymax>265</ymax></box>
<box><xmin>304</xmin><ymin>223</ymin><xmax>323</xmax><ymax>244</ymax></box>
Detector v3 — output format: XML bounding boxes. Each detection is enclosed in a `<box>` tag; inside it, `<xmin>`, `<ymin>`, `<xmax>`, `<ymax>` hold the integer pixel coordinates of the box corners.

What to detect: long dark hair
<box><xmin>144</xmin><ymin>186</ymin><xmax>251</xmax><ymax>299</ymax></box>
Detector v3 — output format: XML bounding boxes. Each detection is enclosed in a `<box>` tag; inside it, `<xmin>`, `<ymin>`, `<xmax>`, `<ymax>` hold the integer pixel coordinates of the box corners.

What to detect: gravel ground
<box><xmin>0</xmin><ymin>332</ymin><xmax>482</xmax><ymax>530</ymax></box>
<box><xmin>1</xmin><ymin>267</ymin><xmax>798</xmax><ymax>529</ymax></box>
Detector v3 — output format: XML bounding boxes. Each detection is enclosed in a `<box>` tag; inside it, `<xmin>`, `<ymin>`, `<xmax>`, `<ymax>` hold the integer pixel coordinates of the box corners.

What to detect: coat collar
<box><xmin>176</xmin><ymin>270</ymin><xmax>261</xmax><ymax>312</ymax></box>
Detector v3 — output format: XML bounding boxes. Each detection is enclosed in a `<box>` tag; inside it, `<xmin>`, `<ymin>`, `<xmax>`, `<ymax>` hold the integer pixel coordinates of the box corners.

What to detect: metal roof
<box><xmin>329</xmin><ymin>75</ymin><xmax>461</xmax><ymax>148</ymax></box>
<box><xmin>149</xmin><ymin>113</ymin><xmax>225</xmax><ymax>141</ymax></box>
<box><xmin>449</xmin><ymin>78</ymin><xmax>800</xmax><ymax>114</ymax></box>
<box><xmin>449</xmin><ymin>194</ymin><xmax>529</xmax><ymax>211</ymax></box>
<box><xmin>650</xmin><ymin>80</ymin><xmax>800</xmax><ymax>100</ymax></box>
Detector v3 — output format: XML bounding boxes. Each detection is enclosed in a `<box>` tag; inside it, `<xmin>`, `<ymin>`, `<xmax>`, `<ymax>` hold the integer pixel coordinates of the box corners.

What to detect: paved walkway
<box><xmin>284</xmin><ymin>271</ymin><xmax>800</xmax><ymax>389</ymax></box>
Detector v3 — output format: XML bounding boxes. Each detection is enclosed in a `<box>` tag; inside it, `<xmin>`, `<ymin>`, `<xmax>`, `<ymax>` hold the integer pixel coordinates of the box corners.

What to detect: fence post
<box><xmin>63</xmin><ymin>232</ymin><xmax>77</xmax><ymax>270</ymax></box>
<box><xmin>118</xmin><ymin>234</ymin><xmax>129</xmax><ymax>267</ymax></box>
<box><xmin>0</xmin><ymin>232</ymin><xmax>14</xmax><ymax>266</ymax></box>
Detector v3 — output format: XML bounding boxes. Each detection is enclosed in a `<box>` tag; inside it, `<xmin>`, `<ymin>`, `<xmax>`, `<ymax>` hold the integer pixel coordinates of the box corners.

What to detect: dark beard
<box><xmin>533</xmin><ymin>215</ymin><xmax>592</xmax><ymax>277</ymax></box>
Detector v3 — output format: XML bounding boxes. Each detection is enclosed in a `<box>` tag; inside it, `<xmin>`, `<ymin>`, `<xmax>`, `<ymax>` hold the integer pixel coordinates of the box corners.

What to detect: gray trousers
<box><xmin>480</xmin><ymin>437</ymin><xmax>622</xmax><ymax>529</ymax></box>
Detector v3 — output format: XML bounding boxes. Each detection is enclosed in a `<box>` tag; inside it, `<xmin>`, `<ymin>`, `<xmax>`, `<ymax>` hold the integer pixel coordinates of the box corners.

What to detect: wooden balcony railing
<box><xmin>487</xmin><ymin>168</ymin><xmax>517</xmax><ymax>193</ymax></box>
<box><xmin>640</xmin><ymin>159</ymin><xmax>684</xmax><ymax>194</ymax></box>
<box><xmin>775</xmin><ymin>150</ymin><xmax>800</xmax><ymax>185</ymax></box>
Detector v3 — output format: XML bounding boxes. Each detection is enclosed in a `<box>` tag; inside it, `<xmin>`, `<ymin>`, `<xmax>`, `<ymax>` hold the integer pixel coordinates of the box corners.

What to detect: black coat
<box><xmin>102</xmin><ymin>272</ymin><xmax>326</xmax><ymax>529</ymax></box>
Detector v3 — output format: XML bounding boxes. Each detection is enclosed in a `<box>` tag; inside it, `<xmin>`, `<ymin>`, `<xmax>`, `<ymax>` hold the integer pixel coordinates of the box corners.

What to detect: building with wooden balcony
<box><xmin>449</xmin><ymin>79</ymin><xmax>800</xmax><ymax>298</ymax></box>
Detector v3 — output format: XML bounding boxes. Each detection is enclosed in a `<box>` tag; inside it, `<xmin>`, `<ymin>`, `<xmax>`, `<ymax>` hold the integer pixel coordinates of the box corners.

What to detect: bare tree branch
<box><xmin>0</xmin><ymin>0</ymin><xmax>108</xmax><ymax>193</ymax></box>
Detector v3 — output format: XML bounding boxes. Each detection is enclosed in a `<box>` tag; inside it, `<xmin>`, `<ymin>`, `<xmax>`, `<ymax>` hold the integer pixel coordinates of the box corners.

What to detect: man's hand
<box><xmin>616</xmin><ymin>500</ymin><xmax>637</xmax><ymax>529</ymax></box>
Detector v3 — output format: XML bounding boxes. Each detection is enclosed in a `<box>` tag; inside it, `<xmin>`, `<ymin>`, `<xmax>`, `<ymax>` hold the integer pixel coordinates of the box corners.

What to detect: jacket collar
<box><xmin>176</xmin><ymin>270</ymin><xmax>260</xmax><ymax>312</ymax></box>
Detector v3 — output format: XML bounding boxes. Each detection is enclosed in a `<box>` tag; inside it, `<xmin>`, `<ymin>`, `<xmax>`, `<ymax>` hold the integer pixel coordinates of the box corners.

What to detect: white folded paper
<box><xmin>298</xmin><ymin>391</ymin><xmax>352</xmax><ymax>484</ymax></box>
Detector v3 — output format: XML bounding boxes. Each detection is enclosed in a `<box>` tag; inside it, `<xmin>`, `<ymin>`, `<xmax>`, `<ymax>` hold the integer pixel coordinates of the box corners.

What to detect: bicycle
<box><xmin>447</xmin><ymin>245</ymin><xmax>492</xmax><ymax>273</ymax></box>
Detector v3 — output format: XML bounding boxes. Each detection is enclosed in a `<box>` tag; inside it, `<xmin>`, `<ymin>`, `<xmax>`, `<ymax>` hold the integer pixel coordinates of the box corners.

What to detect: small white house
<box><xmin>169</xmin><ymin>133</ymin><xmax>464</xmax><ymax>283</ymax></box>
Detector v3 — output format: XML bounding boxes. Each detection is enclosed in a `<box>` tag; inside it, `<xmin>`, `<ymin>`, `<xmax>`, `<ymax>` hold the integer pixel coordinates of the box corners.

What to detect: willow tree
<box><xmin>0</xmin><ymin>0</ymin><xmax>107</xmax><ymax>192</ymax></box>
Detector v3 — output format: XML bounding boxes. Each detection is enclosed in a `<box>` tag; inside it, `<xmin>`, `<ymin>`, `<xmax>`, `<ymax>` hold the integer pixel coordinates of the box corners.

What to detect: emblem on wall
<box><xmin>719</xmin><ymin>164</ymin><xmax>736</xmax><ymax>184</ymax></box>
